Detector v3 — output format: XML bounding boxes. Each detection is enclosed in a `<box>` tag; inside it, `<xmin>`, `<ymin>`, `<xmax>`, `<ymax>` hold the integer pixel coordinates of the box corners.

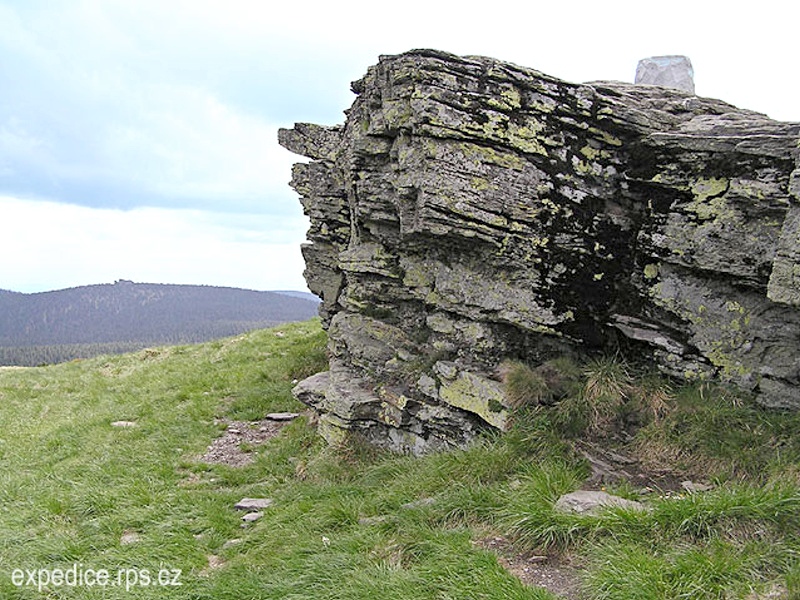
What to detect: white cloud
<box><xmin>0</xmin><ymin>0</ymin><xmax>797</xmax><ymax>294</ymax></box>
<box><xmin>95</xmin><ymin>82</ymin><xmax>300</xmax><ymax>211</ymax></box>
<box><xmin>0</xmin><ymin>195</ymin><xmax>309</xmax><ymax>293</ymax></box>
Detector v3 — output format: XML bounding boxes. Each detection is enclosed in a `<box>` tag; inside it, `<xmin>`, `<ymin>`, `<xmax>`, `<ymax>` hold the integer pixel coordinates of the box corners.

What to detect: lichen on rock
<box><xmin>280</xmin><ymin>49</ymin><xmax>800</xmax><ymax>452</ymax></box>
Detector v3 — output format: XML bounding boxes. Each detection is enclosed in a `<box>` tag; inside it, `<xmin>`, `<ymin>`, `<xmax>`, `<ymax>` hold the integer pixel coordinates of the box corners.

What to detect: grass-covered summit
<box><xmin>1</xmin><ymin>319</ymin><xmax>798</xmax><ymax>599</ymax></box>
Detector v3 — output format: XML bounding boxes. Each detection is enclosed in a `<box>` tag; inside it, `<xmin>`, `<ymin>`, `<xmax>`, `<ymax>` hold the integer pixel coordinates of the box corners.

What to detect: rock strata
<box><xmin>280</xmin><ymin>49</ymin><xmax>800</xmax><ymax>452</ymax></box>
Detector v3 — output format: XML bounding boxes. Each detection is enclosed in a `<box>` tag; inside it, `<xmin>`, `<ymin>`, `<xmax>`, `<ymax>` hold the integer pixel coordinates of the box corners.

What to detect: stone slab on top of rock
<box><xmin>635</xmin><ymin>55</ymin><xmax>695</xmax><ymax>93</ymax></box>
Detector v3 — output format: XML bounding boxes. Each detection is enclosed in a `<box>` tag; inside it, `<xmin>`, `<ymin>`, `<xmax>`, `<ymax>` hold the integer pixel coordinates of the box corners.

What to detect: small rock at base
<box><xmin>265</xmin><ymin>412</ymin><xmax>300</xmax><ymax>421</ymax></box>
<box><xmin>241</xmin><ymin>511</ymin><xmax>263</xmax><ymax>522</ymax></box>
<box><xmin>681</xmin><ymin>480</ymin><xmax>713</xmax><ymax>493</ymax></box>
<box><xmin>111</xmin><ymin>421</ymin><xmax>136</xmax><ymax>428</ymax></box>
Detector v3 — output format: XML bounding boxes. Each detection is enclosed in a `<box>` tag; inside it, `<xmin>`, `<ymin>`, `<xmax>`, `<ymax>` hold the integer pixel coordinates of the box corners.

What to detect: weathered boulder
<box><xmin>280</xmin><ymin>49</ymin><xmax>800</xmax><ymax>452</ymax></box>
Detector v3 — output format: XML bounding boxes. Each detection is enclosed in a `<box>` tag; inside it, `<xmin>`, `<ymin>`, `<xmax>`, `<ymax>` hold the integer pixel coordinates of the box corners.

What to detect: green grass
<box><xmin>0</xmin><ymin>320</ymin><xmax>798</xmax><ymax>599</ymax></box>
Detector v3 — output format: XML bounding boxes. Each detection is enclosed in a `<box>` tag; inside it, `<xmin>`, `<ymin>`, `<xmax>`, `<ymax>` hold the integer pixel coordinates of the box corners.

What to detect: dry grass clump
<box><xmin>499</xmin><ymin>357</ymin><xmax>581</xmax><ymax>409</ymax></box>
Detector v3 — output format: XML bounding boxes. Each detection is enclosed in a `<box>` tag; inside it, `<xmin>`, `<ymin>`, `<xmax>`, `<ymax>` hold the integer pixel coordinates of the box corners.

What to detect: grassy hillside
<box><xmin>1</xmin><ymin>320</ymin><xmax>798</xmax><ymax>599</ymax></box>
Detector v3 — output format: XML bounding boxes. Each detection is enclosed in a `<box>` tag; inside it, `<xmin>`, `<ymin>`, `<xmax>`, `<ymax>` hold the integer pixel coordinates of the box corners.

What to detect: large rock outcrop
<box><xmin>280</xmin><ymin>49</ymin><xmax>800</xmax><ymax>453</ymax></box>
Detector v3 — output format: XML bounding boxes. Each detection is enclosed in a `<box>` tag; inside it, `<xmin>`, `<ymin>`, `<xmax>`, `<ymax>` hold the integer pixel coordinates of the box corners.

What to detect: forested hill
<box><xmin>0</xmin><ymin>281</ymin><xmax>320</xmax><ymax>365</ymax></box>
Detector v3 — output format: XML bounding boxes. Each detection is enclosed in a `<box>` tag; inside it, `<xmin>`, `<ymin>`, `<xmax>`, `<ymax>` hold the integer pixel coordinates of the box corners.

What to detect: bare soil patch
<box><xmin>200</xmin><ymin>417</ymin><xmax>291</xmax><ymax>467</ymax></box>
<box><xmin>475</xmin><ymin>535</ymin><xmax>583</xmax><ymax>599</ymax></box>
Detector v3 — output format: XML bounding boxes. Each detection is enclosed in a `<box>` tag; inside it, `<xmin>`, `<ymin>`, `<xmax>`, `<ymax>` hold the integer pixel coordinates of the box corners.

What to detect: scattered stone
<box><xmin>199</xmin><ymin>554</ymin><xmax>226</xmax><ymax>577</ymax></box>
<box><xmin>111</xmin><ymin>421</ymin><xmax>136</xmax><ymax>428</ymax></box>
<box><xmin>120</xmin><ymin>531</ymin><xmax>140</xmax><ymax>545</ymax></box>
<box><xmin>241</xmin><ymin>511</ymin><xmax>263</xmax><ymax>523</ymax></box>
<box><xmin>635</xmin><ymin>55</ymin><xmax>695</xmax><ymax>93</ymax></box>
<box><xmin>358</xmin><ymin>515</ymin><xmax>392</xmax><ymax>526</ymax></box>
<box><xmin>265</xmin><ymin>412</ymin><xmax>300</xmax><ymax>421</ymax></box>
<box><xmin>555</xmin><ymin>490</ymin><xmax>647</xmax><ymax>515</ymax></box>
<box><xmin>747</xmin><ymin>583</ymin><xmax>790</xmax><ymax>599</ymax></box>
<box><xmin>234</xmin><ymin>498</ymin><xmax>274</xmax><ymax>511</ymax></box>
<box><xmin>222</xmin><ymin>538</ymin><xmax>243</xmax><ymax>549</ymax></box>
<box><xmin>400</xmin><ymin>497</ymin><xmax>437</xmax><ymax>510</ymax></box>
<box><xmin>681</xmin><ymin>480</ymin><xmax>714</xmax><ymax>494</ymax></box>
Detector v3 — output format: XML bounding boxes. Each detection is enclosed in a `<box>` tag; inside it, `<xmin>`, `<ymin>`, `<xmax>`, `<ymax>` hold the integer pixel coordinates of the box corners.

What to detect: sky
<box><xmin>1</xmin><ymin>0</ymin><xmax>798</xmax><ymax>293</ymax></box>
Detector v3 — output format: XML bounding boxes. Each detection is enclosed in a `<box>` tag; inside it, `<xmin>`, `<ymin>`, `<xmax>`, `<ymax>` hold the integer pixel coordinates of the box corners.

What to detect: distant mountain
<box><xmin>273</xmin><ymin>290</ymin><xmax>320</xmax><ymax>302</ymax></box>
<box><xmin>0</xmin><ymin>281</ymin><xmax>321</xmax><ymax>365</ymax></box>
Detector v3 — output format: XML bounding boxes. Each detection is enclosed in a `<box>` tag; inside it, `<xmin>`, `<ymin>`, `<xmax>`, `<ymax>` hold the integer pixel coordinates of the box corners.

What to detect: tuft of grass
<box><xmin>501</xmin><ymin>360</ymin><xmax>551</xmax><ymax>408</ymax></box>
<box><xmin>634</xmin><ymin>380</ymin><xmax>800</xmax><ymax>480</ymax></box>
<box><xmin>579</xmin><ymin>356</ymin><xmax>634</xmax><ymax>434</ymax></box>
<box><xmin>500</xmin><ymin>357</ymin><xmax>582</xmax><ymax>409</ymax></box>
<box><xmin>585</xmin><ymin>538</ymin><xmax>767</xmax><ymax>600</ymax></box>
<box><xmin>500</xmin><ymin>459</ymin><xmax>588</xmax><ymax>550</ymax></box>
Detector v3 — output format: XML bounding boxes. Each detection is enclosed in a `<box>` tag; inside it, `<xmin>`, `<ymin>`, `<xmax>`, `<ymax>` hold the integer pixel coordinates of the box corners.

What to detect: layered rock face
<box><xmin>279</xmin><ymin>50</ymin><xmax>800</xmax><ymax>453</ymax></box>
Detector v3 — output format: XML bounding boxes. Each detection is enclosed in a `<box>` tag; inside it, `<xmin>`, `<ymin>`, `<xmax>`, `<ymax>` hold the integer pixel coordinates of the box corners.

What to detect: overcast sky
<box><xmin>1</xmin><ymin>0</ymin><xmax>798</xmax><ymax>293</ymax></box>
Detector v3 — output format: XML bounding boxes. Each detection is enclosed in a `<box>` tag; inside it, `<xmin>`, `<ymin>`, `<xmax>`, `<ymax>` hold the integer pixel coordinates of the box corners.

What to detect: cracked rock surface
<box><xmin>280</xmin><ymin>49</ymin><xmax>800</xmax><ymax>452</ymax></box>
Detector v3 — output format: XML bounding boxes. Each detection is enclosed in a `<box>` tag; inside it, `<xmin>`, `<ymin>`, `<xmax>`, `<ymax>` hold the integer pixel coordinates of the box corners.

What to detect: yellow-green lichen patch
<box><xmin>377</xmin><ymin>387</ymin><xmax>410</xmax><ymax>428</ymax></box>
<box><xmin>470</xmin><ymin>176</ymin><xmax>492</xmax><ymax>191</ymax></box>
<box><xmin>504</xmin><ymin>121</ymin><xmax>547</xmax><ymax>156</ymax></box>
<box><xmin>317</xmin><ymin>414</ymin><xmax>350</xmax><ymax>446</ymax></box>
<box><xmin>650</xmin><ymin>272</ymin><xmax>756</xmax><ymax>385</ymax></box>
<box><xmin>644</xmin><ymin>263</ymin><xmax>660</xmax><ymax>280</ymax></box>
<box><xmin>579</xmin><ymin>143</ymin><xmax>611</xmax><ymax>161</ymax></box>
<box><xmin>725</xmin><ymin>300</ymin><xmax>746</xmax><ymax>314</ymax></box>
<box><xmin>486</xmin><ymin>87</ymin><xmax>522</xmax><ymax>111</ymax></box>
<box><xmin>435</xmin><ymin>365</ymin><xmax>509</xmax><ymax>430</ymax></box>
<box><xmin>587</xmin><ymin>127</ymin><xmax>623</xmax><ymax>147</ymax></box>
<box><xmin>691</xmin><ymin>177</ymin><xmax>729</xmax><ymax>202</ymax></box>
<box><xmin>459</xmin><ymin>143</ymin><xmax>527</xmax><ymax>170</ymax></box>
<box><xmin>706</xmin><ymin>343</ymin><xmax>753</xmax><ymax>380</ymax></box>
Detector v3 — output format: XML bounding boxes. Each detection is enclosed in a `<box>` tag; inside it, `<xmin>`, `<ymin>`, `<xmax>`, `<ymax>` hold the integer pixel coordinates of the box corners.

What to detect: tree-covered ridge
<box><xmin>0</xmin><ymin>281</ymin><xmax>319</xmax><ymax>365</ymax></box>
